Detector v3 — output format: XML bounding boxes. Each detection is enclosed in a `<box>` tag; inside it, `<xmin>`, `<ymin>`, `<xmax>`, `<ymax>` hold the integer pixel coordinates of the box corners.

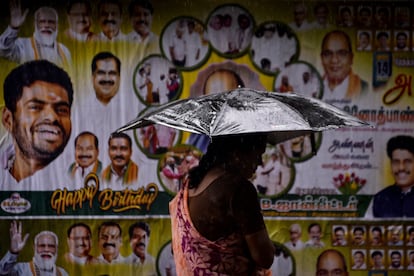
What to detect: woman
<box><xmin>169</xmin><ymin>134</ymin><xmax>275</xmax><ymax>275</ymax></box>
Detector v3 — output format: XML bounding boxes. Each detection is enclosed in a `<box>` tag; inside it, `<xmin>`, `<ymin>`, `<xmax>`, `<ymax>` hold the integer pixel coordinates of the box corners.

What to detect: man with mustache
<box><xmin>0</xmin><ymin>220</ymin><xmax>68</xmax><ymax>275</ymax></box>
<box><xmin>125</xmin><ymin>221</ymin><xmax>156</xmax><ymax>275</ymax></box>
<box><xmin>305</xmin><ymin>222</ymin><xmax>325</xmax><ymax>248</ymax></box>
<box><xmin>388</xmin><ymin>250</ymin><xmax>404</xmax><ymax>270</ymax></box>
<box><xmin>351</xmin><ymin>226</ymin><xmax>366</xmax><ymax>246</ymax></box>
<box><xmin>0</xmin><ymin>0</ymin><xmax>71</xmax><ymax>67</ymax></box>
<box><xmin>68</xmin><ymin>131</ymin><xmax>102</xmax><ymax>186</ymax></box>
<box><xmin>373</xmin><ymin>135</ymin><xmax>414</xmax><ymax>217</ymax></box>
<box><xmin>1</xmin><ymin>60</ymin><xmax>73</xmax><ymax>189</ymax></box>
<box><xmin>96</xmin><ymin>0</ymin><xmax>126</xmax><ymax>41</ymax></box>
<box><xmin>64</xmin><ymin>0</ymin><xmax>96</xmax><ymax>42</ymax></box>
<box><xmin>97</xmin><ymin>221</ymin><xmax>125</xmax><ymax>264</ymax></box>
<box><xmin>127</xmin><ymin>0</ymin><xmax>159</xmax><ymax>53</ymax></box>
<box><xmin>91</xmin><ymin>51</ymin><xmax>121</xmax><ymax>106</ymax></box>
<box><xmin>101</xmin><ymin>132</ymin><xmax>139</xmax><ymax>190</ymax></box>
<box><xmin>64</xmin><ymin>222</ymin><xmax>99</xmax><ymax>265</ymax></box>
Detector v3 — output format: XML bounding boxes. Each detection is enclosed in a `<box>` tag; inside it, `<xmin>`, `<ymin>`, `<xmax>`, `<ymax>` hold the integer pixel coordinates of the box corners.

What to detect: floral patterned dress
<box><xmin>169</xmin><ymin>177</ymin><xmax>270</xmax><ymax>275</ymax></box>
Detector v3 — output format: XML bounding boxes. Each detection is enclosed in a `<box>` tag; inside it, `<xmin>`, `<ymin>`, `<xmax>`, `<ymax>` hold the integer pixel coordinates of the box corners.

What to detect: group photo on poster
<box><xmin>0</xmin><ymin>0</ymin><xmax>413</xmax><ymax>275</ymax></box>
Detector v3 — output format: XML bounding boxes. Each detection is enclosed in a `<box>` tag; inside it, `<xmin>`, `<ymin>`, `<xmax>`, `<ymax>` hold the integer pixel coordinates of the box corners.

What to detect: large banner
<box><xmin>0</xmin><ymin>0</ymin><xmax>414</xmax><ymax>275</ymax></box>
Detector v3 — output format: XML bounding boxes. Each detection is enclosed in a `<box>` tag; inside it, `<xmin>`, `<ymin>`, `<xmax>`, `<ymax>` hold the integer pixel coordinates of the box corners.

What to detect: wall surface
<box><xmin>0</xmin><ymin>0</ymin><xmax>414</xmax><ymax>275</ymax></box>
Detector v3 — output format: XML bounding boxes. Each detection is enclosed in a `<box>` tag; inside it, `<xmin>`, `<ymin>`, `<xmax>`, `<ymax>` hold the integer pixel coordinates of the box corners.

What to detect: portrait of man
<box><xmin>320</xmin><ymin>30</ymin><xmax>368</xmax><ymax>104</ymax></box>
<box><xmin>91</xmin><ymin>51</ymin><xmax>121</xmax><ymax>105</ymax></box>
<box><xmin>373</xmin><ymin>135</ymin><xmax>414</xmax><ymax>217</ymax></box>
<box><xmin>96</xmin><ymin>0</ymin><xmax>126</xmax><ymax>41</ymax></box>
<box><xmin>126</xmin><ymin>221</ymin><xmax>156</xmax><ymax>274</ymax></box>
<box><xmin>337</xmin><ymin>6</ymin><xmax>354</xmax><ymax>27</ymax></box>
<box><xmin>311</xmin><ymin>2</ymin><xmax>332</xmax><ymax>29</ymax></box>
<box><xmin>0</xmin><ymin>221</ymin><xmax>68</xmax><ymax>275</ymax></box>
<box><xmin>0</xmin><ymin>1</ymin><xmax>71</xmax><ymax>66</ymax></box>
<box><xmin>284</xmin><ymin>223</ymin><xmax>305</xmax><ymax>251</ymax></box>
<box><xmin>369</xmin><ymin>226</ymin><xmax>384</xmax><ymax>246</ymax></box>
<box><xmin>127</xmin><ymin>0</ymin><xmax>159</xmax><ymax>53</ymax></box>
<box><xmin>407</xmin><ymin>226</ymin><xmax>414</xmax><ymax>245</ymax></box>
<box><xmin>370</xmin><ymin>250</ymin><xmax>385</xmax><ymax>270</ymax></box>
<box><xmin>387</xmin><ymin>225</ymin><xmax>403</xmax><ymax>246</ymax></box>
<box><xmin>389</xmin><ymin>250</ymin><xmax>404</xmax><ymax>270</ymax></box>
<box><xmin>97</xmin><ymin>221</ymin><xmax>125</xmax><ymax>264</ymax></box>
<box><xmin>394</xmin><ymin>31</ymin><xmax>409</xmax><ymax>51</ymax></box>
<box><xmin>351</xmin><ymin>250</ymin><xmax>367</xmax><ymax>270</ymax></box>
<box><xmin>68</xmin><ymin>131</ymin><xmax>102</xmax><ymax>185</ymax></box>
<box><xmin>375</xmin><ymin>31</ymin><xmax>390</xmax><ymax>51</ymax></box>
<box><xmin>1</xmin><ymin>60</ymin><xmax>73</xmax><ymax>187</ymax></box>
<box><xmin>351</xmin><ymin>226</ymin><xmax>366</xmax><ymax>246</ymax></box>
<box><xmin>356</xmin><ymin>31</ymin><xmax>372</xmax><ymax>51</ymax></box>
<box><xmin>407</xmin><ymin>251</ymin><xmax>414</xmax><ymax>270</ymax></box>
<box><xmin>356</xmin><ymin>6</ymin><xmax>372</xmax><ymax>27</ymax></box>
<box><xmin>305</xmin><ymin>223</ymin><xmax>325</xmax><ymax>248</ymax></box>
<box><xmin>64</xmin><ymin>0</ymin><xmax>96</xmax><ymax>41</ymax></box>
<box><xmin>332</xmin><ymin>226</ymin><xmax>347</xmax><ymax>246</ymax></box>
<box><xmin>375</xmin><ymin>6</ymin><xmax>390</xmax><ymax>28</ymax></box>
<box><xmin>64</xmin><ymin>222</ymin><xmax>99</xmax><ymax>264</ymax></box>
<box><xmin>288</xmin><ymin>2</ymin><xmax>312</xmax><ymax>31</ymax></box>
<box><xmin>315</xmin><ymin>249</ymin><xmax>348</xmax><ymax>276</ymax></box>
<box><xmin>101</xmin><ymin>132</ymin><xmax>139</xmax><ymax>189</ymax></box>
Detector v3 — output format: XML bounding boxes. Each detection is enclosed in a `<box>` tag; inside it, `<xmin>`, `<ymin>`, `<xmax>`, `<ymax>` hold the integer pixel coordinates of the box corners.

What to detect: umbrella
<box><xmin>117</xmin><ymin>88</ymin><xmax>371</xmax><ymax>145</ymax></box>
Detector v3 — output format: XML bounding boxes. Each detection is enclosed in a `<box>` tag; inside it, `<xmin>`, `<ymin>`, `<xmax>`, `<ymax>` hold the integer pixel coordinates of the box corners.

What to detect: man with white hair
<box><xmin>0</xmin><ymin>0</ymin><xmax>71</xmax><ymax>67</ymax></box>
<box><xmin>284</xmin><ymin>223</ymin><xmax>305</xmax><ymax>250</ymax></box>
<box><xmin>0</xmin><ymin>220</ymin><xmax>68</xmax><ymax>275</ymax></box>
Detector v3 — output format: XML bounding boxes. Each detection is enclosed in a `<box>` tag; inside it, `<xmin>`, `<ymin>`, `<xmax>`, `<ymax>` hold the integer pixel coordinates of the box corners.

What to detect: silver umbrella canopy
<box><xmin>117</xmin><ymin>88</ymin><xmax>371</xmax><ymax>145</ymax></box>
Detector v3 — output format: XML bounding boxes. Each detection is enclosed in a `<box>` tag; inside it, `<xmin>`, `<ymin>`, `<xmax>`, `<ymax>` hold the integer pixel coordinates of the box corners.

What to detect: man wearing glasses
<box><xmin>320</xmin><ymin>30</ymin><xmax>368</xmax><ymax>104</ymax></box>
<box><xmin>64</xmin><ymin>222</ymin><xmax>99</xmax><ymax>265</ymax></box>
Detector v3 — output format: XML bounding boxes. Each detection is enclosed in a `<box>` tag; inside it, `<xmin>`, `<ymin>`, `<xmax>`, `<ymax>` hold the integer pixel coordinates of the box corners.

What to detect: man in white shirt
<box><xmin>63</xmin><ymin>0</ymin><xmax>96</xmax><ymax>41</ymax></box>
<box><xmin>0</xmin><ymin>221</ymin><xmax>68</xmax><ymax>275</ymax></box>
<box><xmin>96</xmin><ymin>0</ymin><xmax>126</xmax><ymax>41</ymax></box>
<box><xmin>288</xmin><ymin>2</ymin><xmax>312</xmax><ymax>32</ymax></box>
<box><xmin>1</xmin><ymin>60</ymin><xmax>73</xmax><ymax>188</ymax></box>
<box><xmin>169</xmin><ymin>25</ymin><xmax>186</xmax><ymax>67</ymax></box>
<box><xmin>284</xmin><ymin>223</ymin><xmax>305</xmax><ymax>250</ymax></box>
<box><xmin>311</xmin><ymin>2</ymin><xmax>332</xmax><ymax>29</ymax></box>
<box><xmin>125</xmin><ymin>221</ymin><xmax>156</xmax><ymax>275</ymax></box>
<box><xmin>97</xmin><ymin>221</ymin><xmax>126</xmax><ymax>264</ymax></box>
<box><xmin>64</xmin><ymin>222</ymin><xmax>99</xmax><ymax>265</ymax></box>
<box><xmin>68</xmin><ymin>131</ymin><xmax>102</xmax><ymax>188</ymax></box>
<box><xmin>101</xmin><ymin>132</ymin><xmax>139</xmax><ymax>190</ymax></box>
<box><xmin>184</xmin><ymin>19</ymin><xmax>201</xmax><ymax>67</ymax></box>
<box><xmin>389</xmin><ymin>250</ymin><xmax>404</xmax><ymax>270</ymax></box>
<box><xmin>351</xmin><ymin>250</ymin><xmax>367</xmax><ymax>269</ymax></box>
<box><xmin>127</xmin><ymin>0</ymin><xmax>159</xmax><ymax>53</ymax></box>
<box><xmin>394</xmin><ymin>31</ymin><xmax>409</xmax><ymax>51</ymax></box>
<box><xmin>305</xmin><ymin>223</ymin><xmax>325</xmax><ymax>248</ymax></box>
<box><xmin>356</xmin><ymin>31</ymin><xmax>372</xmax><ymax>51</ymax></box>
<box><xmin>332</xmin><ymin>226</ymin><xmax>347</xmax><ymax>246</ymax></box>
<box><xmin>320</xmin><ymin>30</ymin><xmax>368</xmax><ymax>105</ymax></box>
<box><xmin>0</xmin><ymin>1</ymin><xmax>71</xmax><ymax>66</ymax></box>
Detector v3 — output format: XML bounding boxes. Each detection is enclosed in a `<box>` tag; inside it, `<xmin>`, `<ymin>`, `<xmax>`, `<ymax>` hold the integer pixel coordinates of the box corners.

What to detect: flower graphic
<box><xmin>333</xmin><ymin>172</ymin><xmax>367</xmax><ymax>195</ymax></box>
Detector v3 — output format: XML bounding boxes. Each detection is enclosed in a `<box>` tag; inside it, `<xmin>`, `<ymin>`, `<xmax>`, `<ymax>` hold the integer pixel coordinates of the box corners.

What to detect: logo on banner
<box><xmin>1</xmin><ymin>193</ymin><xmax>31</xmax><ymax>214</ymax></box>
